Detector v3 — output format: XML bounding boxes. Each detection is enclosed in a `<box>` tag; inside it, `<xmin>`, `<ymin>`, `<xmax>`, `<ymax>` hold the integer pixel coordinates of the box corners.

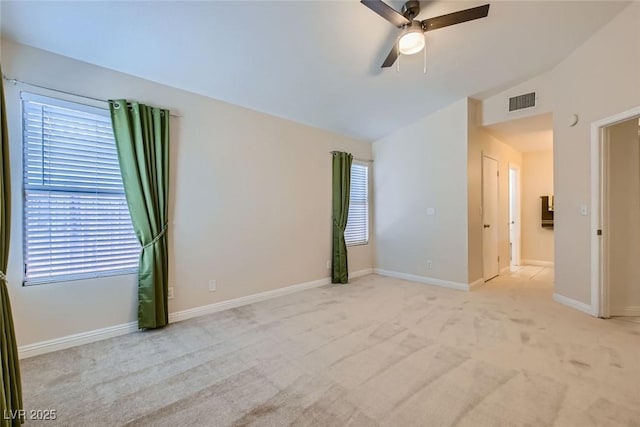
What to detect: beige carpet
<box><xmin>20</xmin><ymin>268</ymin><xmax>640</xmax><ymax>426</ymax></box>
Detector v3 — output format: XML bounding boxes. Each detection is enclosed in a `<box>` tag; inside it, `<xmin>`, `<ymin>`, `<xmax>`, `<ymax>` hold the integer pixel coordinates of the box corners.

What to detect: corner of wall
<box><xmin>466</xmin><ymin>100</ymin><xmax>484</xmax><ymax>283</ymax></box>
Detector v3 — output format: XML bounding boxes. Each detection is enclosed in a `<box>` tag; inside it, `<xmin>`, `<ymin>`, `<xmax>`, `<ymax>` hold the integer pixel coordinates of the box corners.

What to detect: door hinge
<box><xmin>597</xmin><ymin>229</ymin><xmax>602</xmax><ymax>236</ymax></box>
<box><xmin>498</xmin><ymin>256</ymin><xmax>500</xmax><ymax>262</ymax></box>
<box><xmin>497</xmin><ymin>170</ymin><xmax>499</xmax><ymax>177</ymax></box>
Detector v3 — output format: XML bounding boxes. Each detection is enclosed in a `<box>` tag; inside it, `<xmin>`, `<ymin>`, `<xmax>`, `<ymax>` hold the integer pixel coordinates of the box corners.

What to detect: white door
<box><xmin>483</xmin><ymin>156</ymin><xmax>499</xmax><ymax>281</ymax></box>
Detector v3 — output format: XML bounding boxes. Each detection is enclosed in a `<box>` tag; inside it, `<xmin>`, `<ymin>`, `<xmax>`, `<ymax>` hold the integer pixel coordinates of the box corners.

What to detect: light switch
<box><xmin>427</xmin><ymin>208</ymin><xmax>436</xmax><ymax>216</ymax></box>
<box><xmin>580</xmin><ymin>204</ymin><xmax>588</xmax><ymax>216</ymax></box>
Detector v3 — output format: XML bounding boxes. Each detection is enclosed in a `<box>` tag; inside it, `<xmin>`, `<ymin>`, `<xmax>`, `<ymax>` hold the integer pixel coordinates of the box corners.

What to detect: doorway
<box><xmin>484</xmin><ymin>112</ymin><xmax>554</xmax><ymax>277</ymax></box>
<box><xmin>593</xmin><ymin>110</ymin><xmax>640</xmax><ymax>318</ymax></box>
<box><xmin>482</xmin><ymin>155</ymin><xmax>499</xmax><ymax>281</ymax></box>
<box><xmin>509</xmin><ymin>165</ymin><xmax>521</xmax><ymax>268</ymax></box>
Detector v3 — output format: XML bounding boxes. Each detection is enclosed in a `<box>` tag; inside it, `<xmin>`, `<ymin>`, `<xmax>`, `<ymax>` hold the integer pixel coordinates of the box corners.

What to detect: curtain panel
<box><xmin>331</xmin><ymin>151</ymin><xmax>352</xmax><ymax>284</ymax></box>
<box><xmin>1</xmin><ymin>65</ymin><xmax>24</xmax><ymax>426</ymax></box>
<box><xmin>109</xmin><ymin>100</ymin><xmax>170</xmax><ymax>329</ymax></box>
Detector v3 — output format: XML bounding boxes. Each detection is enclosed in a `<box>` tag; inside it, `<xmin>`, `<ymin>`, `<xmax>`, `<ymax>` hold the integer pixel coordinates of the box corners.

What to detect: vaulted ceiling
<box><xmin>0</xmin><ymin>1</ymin><xmax>629</xmax><ymax>141</ymax></box>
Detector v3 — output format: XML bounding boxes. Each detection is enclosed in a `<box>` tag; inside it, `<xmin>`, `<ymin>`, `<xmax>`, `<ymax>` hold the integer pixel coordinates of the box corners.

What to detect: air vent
<box><xmin>508</xmin><ymin>92</ymin><xmax>536</xmax><ymax>112</ymax></box>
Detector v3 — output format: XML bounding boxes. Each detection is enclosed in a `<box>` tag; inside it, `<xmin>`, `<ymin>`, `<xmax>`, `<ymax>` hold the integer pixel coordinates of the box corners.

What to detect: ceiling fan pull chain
<box><xmin>423</xmin><ymin>34</ymin><xmax>427</xmax><ymax>74</ymax></box>
<box><xmin>397</xmin><ymin>43</ymin><xmax>401</xmax><ymax>73</ymax></box>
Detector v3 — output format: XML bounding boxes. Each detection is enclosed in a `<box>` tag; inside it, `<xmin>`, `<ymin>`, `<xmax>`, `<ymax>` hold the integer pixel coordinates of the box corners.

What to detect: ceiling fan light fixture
<box><xmin>398</xmin><ymin>23</ymin><xmax>425</xmax><ymax>55</ymax></box>
<box><xmin>361</xmin><ymin>1</ymin><xmax>491</xmax><ymax>68</ymax></box>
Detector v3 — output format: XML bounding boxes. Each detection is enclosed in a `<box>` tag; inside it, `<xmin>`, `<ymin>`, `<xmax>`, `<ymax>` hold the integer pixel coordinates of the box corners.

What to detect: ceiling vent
<box><xmin>508</xmin><ymin>92</ymin><xmax>536</xmax><ymax>112</ymax></box>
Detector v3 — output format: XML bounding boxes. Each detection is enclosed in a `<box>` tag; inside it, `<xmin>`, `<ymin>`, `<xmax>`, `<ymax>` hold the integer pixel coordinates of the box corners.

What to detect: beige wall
<box><xmin>606</xmin><ymin>119</ymin><xmax>640</xmax><ymax>315</ymax></box>
<box><xmin>1</xmin><ymin>40</ymin><xmax>373</xmax><ymax>346</ymax></box>
<box><xmin>373</xmin><ymin>99</ymin><xmax>469</xmax><ymax>285</ymax></box>
<box><xmin>551</xmin><ymin>3</ymin><xmax>640</xmax><ymax>305</ymax></box>
<box><xmin>521</xmin><ymin>150</ymin><xmax>554</xmax><ymax>263</ymax></box>
<box><xmin>468</xmin><ymin>100</ymin><xmax>522</xmax><ymax>282</ymax></box>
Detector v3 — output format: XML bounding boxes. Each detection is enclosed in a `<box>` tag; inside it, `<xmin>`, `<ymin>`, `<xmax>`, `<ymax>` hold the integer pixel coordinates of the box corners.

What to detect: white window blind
<box><xmin>22</xmin><ymin>93</ymin><xmax>140</xmax><ymax>285</ymax></box>
<box><xmin>345</xmin><ymin>162</ymin><xmax>369</xmax><ymax>246</ymax></box>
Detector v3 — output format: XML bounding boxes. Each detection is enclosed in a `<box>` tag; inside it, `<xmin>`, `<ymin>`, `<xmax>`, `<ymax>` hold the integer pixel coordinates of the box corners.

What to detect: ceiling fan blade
<box><xmin>381</xmin><ymin>41</ymin><xmax>399</xmax><ymax>68</ymax></box>
<box><xmin>361</xmin><ymin>0</ymin><xmax>410</xmax><ymax>28</ymax></box>
<box><xmin>421</xmin><ymin>4</ymin><xmax>490</xmax><ymax>32</ymax></box>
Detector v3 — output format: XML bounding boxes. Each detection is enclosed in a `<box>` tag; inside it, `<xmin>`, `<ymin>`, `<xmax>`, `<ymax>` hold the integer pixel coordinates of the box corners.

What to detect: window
<box><xmin>345</xmin><ymin>162</ymin><xmax>369</xmax><ymax>246</ymax></box>
<box><xmin>22</xmin><ymin>93</ymin><xmax>140</xmax><ymax>285</ymax></box>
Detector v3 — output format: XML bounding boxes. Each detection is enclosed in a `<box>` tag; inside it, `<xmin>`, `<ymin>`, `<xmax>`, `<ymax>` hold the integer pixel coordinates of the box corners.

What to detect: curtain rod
<box><xmin>2</xmin><ymin>75</ymin><xmax>181</xmax><ymax>118</ymax></box>
<box><xmin>330</xmin><ymin>151</ymin><xmax>373</xmax><ymax>163</ymax></box>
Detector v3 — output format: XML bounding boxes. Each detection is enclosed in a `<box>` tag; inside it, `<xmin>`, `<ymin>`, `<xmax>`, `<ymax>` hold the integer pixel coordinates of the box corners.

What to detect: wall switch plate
<box><xmin>168</xmin><ymin>287</ymin><xmax>174</xmax><ymax>299</ymax></box>
<box><xmin>580</xmin><ymin>204</ymin><xmax>588</xmax><ymax>216</ymax></box>
<box><xmin>427</xmin><ymin>208</ymin><xmax>436</xmax><ymax>216</ymax></box>
<box><xmin>208</xmin><ymin>280</ymin><xmax>217</xmax><ymax>292</ymax></box>
<box><xmin>426</xmin><ymin>260</ymin><xmax>433</xmax><ymax>269</ymax></box>
<box><xmin>326</xmin><ymin>260</ymin><xmax>331</xmax><ymax>269</ymax></box>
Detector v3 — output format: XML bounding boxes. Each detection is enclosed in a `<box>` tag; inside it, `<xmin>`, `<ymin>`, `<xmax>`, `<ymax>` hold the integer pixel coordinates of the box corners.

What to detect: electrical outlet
<box><xmin>326</xmin><ymin>260</ymin><xmax>331</xmax><ymax>269</ymax></box>
<box><xmin>208</xmin><ymin>280</ymin><xmax>217</xmax><ymax>292</ymax></box>
<box><xmin>426</xmin><ymin>260</ymin><xmax>433</xmax><ymax>269</ymax></box>
<box><xmin>168</xmin><ymin>287</ymin><xmax>174</xmax><ymax>299</ymax></box>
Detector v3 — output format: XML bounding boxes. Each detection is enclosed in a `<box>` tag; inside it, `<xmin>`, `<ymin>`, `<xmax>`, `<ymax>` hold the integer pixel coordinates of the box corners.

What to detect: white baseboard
<box><xmin>468</xmin><ymin>278</ymin><xmax>485</xmax><ymax>290</ymax></box>
<box><xmin>18</xmin><ymin>268</ymin><xmax>376</xmax><ymax>359</ymax></box>
<box><xmin>521</xmin><ymin>259</ymin><xmax>554</xmax><ymax>267</ymax></box>
<box><xmin>350</xmin><ymin>268</ymin><xmax>374</xmax><ymax>279</ymax></box>
<box><xmin>374</xmin><ymin>268</ymin><xmax>471</xmax><ymax>291</ymax></box>
<box><xmin>611</xmin><ymin>306</ymin><xmax>640</xmax><ymax>317</ymax></box>
<box><xmin>168</xmin><ymin>276</ymin><xmax>332</xmax><ymax>323</ymax></box>
<box><xmin>18</xmin><ymin>321</ymin><xmax>139</xmax><ymax>359</ymax></box>
<box><xmin>170</xmin><ymin>268</ymin><xmax>374</xmax><ymax>323</ymax></box>
<box><xmin>553</xmin><ymin>293</ymin><xmax>596</xmax><ymax>316</ymax></box>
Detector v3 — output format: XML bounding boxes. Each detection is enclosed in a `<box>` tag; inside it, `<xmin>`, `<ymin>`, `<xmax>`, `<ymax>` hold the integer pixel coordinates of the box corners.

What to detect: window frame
<box><xmin>345</xmin><ymin>161</ymin><xmax>370</xmax><ymax>247</ymax></box>
<box><xmin>21</xmin><ymin>92</ymin><xmax>140</xmax><ymax>286</ymax></box>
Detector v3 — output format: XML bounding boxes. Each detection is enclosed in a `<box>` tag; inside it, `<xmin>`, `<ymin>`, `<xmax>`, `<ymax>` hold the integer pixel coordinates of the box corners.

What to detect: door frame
<box><xmin>508</xmin><ymin>163</ymin><xmax>521</xmax><ymax>267</ymax></box>
<box><xmin>590</xmin><ymin>105</ymin><xmax>640</xmax><ymax>318</ymax></box>
<box><xmin>482</xmin><ymin>153</ymin><xmax>500</xmax><ymax>280</ymax></box>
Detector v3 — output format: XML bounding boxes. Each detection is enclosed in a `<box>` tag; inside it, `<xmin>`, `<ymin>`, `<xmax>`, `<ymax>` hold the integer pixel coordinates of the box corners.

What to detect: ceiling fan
<box><xmin>361</xmin><ymin>0</ymin><xmax>490</xmax><ymax>68</ymax></box>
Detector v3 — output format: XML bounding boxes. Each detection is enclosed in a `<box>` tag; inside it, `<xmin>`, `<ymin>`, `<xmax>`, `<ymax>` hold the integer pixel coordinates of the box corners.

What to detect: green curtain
<box><xmin>331</xmin><ymin>151</ymin><xmax>352</xmax><ymax>284</ymax></box>
<box><xmin>1</xmin><ymin>67</ymin><xmax>24</xmax><ymax>426</ymax></box>
<box><xmin>109</xmin><ymin>100</ymin><xmax>170</xmax><ymax>329</ymax></box>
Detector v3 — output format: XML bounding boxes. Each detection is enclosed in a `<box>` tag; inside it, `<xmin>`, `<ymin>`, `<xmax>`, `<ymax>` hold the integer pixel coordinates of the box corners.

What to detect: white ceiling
<box><xmin>485</xmin><ymin>113</ymin><xmax>553</xmax><ymax>152</ymax></box>
<box><xmin>0</xmin><ymin>1</ymin><xmax>629</xmax><ymax>141</ymax></box>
